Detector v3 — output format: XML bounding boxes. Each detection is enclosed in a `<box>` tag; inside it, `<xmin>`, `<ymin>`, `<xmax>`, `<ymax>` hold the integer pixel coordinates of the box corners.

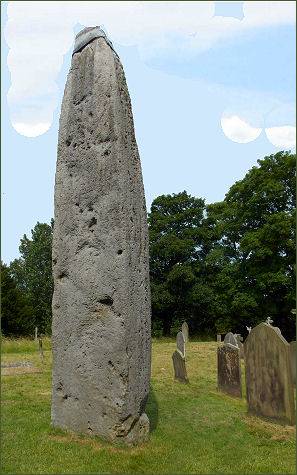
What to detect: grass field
<box><xmin>1</xmin><ymin>337</ymin><xmax>296</xmax><ymax>474</ymax></box>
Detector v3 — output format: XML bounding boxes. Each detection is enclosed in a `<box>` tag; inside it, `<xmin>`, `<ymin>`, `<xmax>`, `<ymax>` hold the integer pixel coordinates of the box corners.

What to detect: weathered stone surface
<box><xmin>224</xmin><ymin>332</ymin><xmax>238</xmax><ymax>347</ymax></box>
<box><xmin>245</xmin><ymin>323</ymin><xmax>295</xmax><ymax>425</ymax></box>
<box><xmin>51</xmin><ymin>27</ymin><xmax>151</xmax><ymax>444</ymax></box>
<box><xmin>217</xmin><ymin>334</ymin><xmax>221</xmax><ymax>343</ymax></box>
<box><xmin>217</xmin><ymin>345</ymin><xmax>242</xmax><ymax>398</ymax></box>
<box><xmin>289</xmin><ymin>341</ymin><xmax>296</xmax><ymax>386</ymax></box>
<box><xmin>172</xmin><ymin>350</ymin><xmax>188</xmax><ymax>383</ymax></box>
<box><xmin>176</xmin><ymin>331</ymin><xmax>185</xmax><ymax>358</ymax></box>
<box><xmin>181</xmin><ymin>322</ymin><xmax>189</xmax><ymax>343</ymax></box>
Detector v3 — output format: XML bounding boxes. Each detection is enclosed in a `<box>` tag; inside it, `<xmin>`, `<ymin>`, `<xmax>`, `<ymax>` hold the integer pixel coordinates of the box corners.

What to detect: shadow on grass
<box><xmin>145</xmin><ymin>385</ymin><xmax>159</xmax><ymax>433</ymax></box>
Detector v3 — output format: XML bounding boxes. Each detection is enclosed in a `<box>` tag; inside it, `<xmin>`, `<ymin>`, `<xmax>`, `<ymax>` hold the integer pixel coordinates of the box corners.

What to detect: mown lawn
<box><xmin>1</xmin><ymin>338</ymin><xmax>296</xmax><ymax>474</ymax></box>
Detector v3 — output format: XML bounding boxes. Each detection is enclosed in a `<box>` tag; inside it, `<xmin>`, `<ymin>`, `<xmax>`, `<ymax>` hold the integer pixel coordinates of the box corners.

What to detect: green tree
<box><xmin>148</xmin><ymin>191</ymin><xmax>206</xmax><ymax>335</ymax></box>
<box><xmin>207</xmin><ymin>151</ymin><xmax>296</xmax><ymax>340</ymax></box>
<box><xmin>10</xmin><ymin>221</ymin><xmax>54</xmax><ymax>334</ymax></box>
<box><xmin>1</xmin><ymin>262</ymin><xmax>34</xmax><ymax>336</ymax></box>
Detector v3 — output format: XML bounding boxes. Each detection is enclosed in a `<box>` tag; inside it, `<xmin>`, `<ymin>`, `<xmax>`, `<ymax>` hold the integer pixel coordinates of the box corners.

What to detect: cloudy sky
<box><xmin>2</xmin><ymin>1</ymin><xmax>296</xmax><ymax>263</ymax></box>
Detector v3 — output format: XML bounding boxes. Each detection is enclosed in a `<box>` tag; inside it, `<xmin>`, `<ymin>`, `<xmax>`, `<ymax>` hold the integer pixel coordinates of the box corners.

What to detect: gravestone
<box><xmin>224</xmin><ymin>332</ymin><xmax>238</xmax><ymax>347</ymax></box>
<box><xmin>172</xmin><ymin>350</ymin><xmax>188</xmax><ymax>383</ymax></box>
<box><xmin>217</xmin><ymin>334</ymin><xmax>221</xmax><ymax>343</ymax></box>
<box><xmin>289</xmin><ymin>341</ymin><xmax>296</xmax><ymax>386</ymax></box>
<box><xmin>217</xmin><ymin>345</ymin><xmax>242</xmax><ymax>398</ymax></box>
<box><xmin>234</xmin><ymin>334</ymin><xmax>244</xmax><ymax>359</ymax></box>
<box><xmin>176</xmin><ymin>331</ymin><xmax>185</xmax><ymax>358</ymax></box>
<box><xmin>51</xmin><ymin>26</ymin><xmax>151</xmax><ymax>444</ymax></box>
<box><xmin>181</xmin><ymin>322</ymin><xmax>189</xmax><ymax>343</ymax></box>
<box><xmin>245</xmin><ymin>323</ymin><xmax>295</xmax><ymax>425</ymax></box>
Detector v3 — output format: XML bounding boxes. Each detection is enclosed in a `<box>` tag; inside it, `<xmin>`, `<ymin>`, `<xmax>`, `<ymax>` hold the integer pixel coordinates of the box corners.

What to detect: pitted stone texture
<box><xmin>181</xmin><ymin>322</ymin><xmax>189</xmax><ymax>343</ymax></box>
<box><xmin>172</xmin><ymin>351</ymin><xmax>188</xmax><ymax>383</ymax></box>
<box><xmin>176</xmin><ymin>331</ymin><xmax>185</xmax><ymax>358</ymax></box>
<box><xmin>217</xmin><ymin>345</ymin><xmax>242</xmax><ymax>398</ymax></box>
<box><xmin>51</xmin><ymin>29</ymin><xmax>151</xmax><ymax>444</ymax></box>
<box><xmin>245</xmin><ymin>323</ymin><xmax>295</xmax><ymax>425</ymax></box>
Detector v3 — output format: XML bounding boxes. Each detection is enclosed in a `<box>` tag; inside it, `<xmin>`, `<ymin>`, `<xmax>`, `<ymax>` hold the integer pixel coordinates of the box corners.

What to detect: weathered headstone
<box><xmin>34</xmin><ymin>327</ymin><xmax>38</xmax><ymax>341</ymax></box>
<box><xmin>234</xmin><ymin>334</ymin><xmax>244</xmax><ymax>359</ymax></box>
<box><xmin>224</xmin><ymin>332</ymin><xmax>238</xmax><ymax>347</ymax></box>
<box><xmin>181</xmin><ymin>322</ymin><xmax>189</xmax><ymax>343</ymax></box>
<box><xmin>176</xmin><ymin>331</ymin><xmax>186</xmax><ymax>358</ymax></box>
<box><xmin>217</xmin><ymin>334</ymin><xmax>221</xmax><ymax>343</ymax></box>
<box><xmin>245</xmin><ymin>323</ymin><xmax>295</xmax><ymax>425</ymax></box>
<box><xmin>172</xmin><ymin>350</ymin><xmax>188</xmax><ymax>383</ymax></box>
<box><xmin>289</xmin><ymin>341</ymin><xmax>296</xmax><ymax>386</ymax></box>
<box><xmin>217</xmin><ymin>345</ymin><xmax>242</xmax><ymax>398</ymax></box>
<box><xmin>51</xmin><ymin>26</ymin><xmax>151</xmax><ymax>445</ymax></box>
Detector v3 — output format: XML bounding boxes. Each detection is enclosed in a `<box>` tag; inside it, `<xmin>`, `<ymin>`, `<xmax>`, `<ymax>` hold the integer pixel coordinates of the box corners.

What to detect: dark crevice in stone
<box><xmin>58</xmin><ymin>271</ymin><xmax>68</xmax><ymax>279</ymax></box>
<box><xmin>117</xmin><ymin>249</ymin><xmax>123</xmax><ymax>255</ymax></box>
<box><xmin>88</xmin><ymin>217</ymin><xmax>97</xmax><ymax>228</ymax></box>
<box><xmin>99</xmin><ymin>296</ymin><xmax>113</xmax><ymax>306</ymax></box>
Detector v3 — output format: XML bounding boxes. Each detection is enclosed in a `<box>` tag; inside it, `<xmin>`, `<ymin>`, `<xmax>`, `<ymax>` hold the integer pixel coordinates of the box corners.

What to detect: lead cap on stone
<box><xmin>73</xmin><ymin>26</ymin><xmax>116</xmax><ymax>55</ymax></box>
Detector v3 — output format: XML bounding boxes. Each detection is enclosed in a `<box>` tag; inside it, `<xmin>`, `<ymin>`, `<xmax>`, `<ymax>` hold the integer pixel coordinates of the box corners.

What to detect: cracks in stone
<box><xmin>57</xmin><ymin>271</ymin><xmax>68</xmax><ymax>280</ymax></box>
<box><xmin>88</xmin><ymin>217</ymin><xmax>97</xmax><ymax>229</ymax></box>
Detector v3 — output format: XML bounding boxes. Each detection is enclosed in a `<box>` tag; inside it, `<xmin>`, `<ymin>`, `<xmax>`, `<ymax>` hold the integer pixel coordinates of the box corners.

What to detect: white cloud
<box><xmin>265</xmin><ymin>126</ymin><xmax>296</xmax><ymax>149</ymax></box>
<box><xmin>4</xmin><ymin>1</ymin><xmax>296</xmax><ymax>137</ymax></box>
<box><xmin>13</xmin><ymin>122</ymin><xmax>51</xmax><ymax>138</ymax></box>
<box><xmin>221</xmin><ymin>115</ymin><xmax>262</xmax><ymax>143</ymax></box>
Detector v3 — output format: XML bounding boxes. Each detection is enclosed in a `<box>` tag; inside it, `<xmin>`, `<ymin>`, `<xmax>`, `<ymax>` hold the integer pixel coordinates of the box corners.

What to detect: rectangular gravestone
<box><xmin>172</xmin><ymin>350</ymin><xmax>188</xmax><ymax>383</ymax></box>
<box><xmin>217</xmin><ymin>345</ymin><xmax>242</xmax><ymax>398</ymax></box>
<box><xmin>217</xmin><ymin>334</ymin><xmax>221</xmax><ymax>343</ymax></box>
<box><xmin>176</xmin><ymin>331</ymin><xmax>186</xmax><ymax>358</ymax></box>
<box><xmin>289</xmin><ymin>341</ymin><xmax>296</xmax><ymax>386</ymax></box>
<box><xmin>245</xmin><ymin>323</ymin><xmax>295</xmax><ymax>425</ymax></box>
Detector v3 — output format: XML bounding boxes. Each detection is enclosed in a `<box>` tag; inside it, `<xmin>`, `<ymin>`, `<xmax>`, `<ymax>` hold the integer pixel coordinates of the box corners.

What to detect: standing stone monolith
<box><xmin>181</xmin><ymin>322</ymin><xmax>189</xmax><ymax>343</ymax></box>
<box><xmin>217</xmin><ymin>345</ymin><xmax>242</xmax><ymax>398</ymax></box>
<box><xmin>51</xmin><ymin>26</ymin><xmax>151</xmax><ymax>445</ymax></box>
<box><xmin>245</xmin><ymin>323</ymin><xmax>295</xmax><ymax>425</ymax></box>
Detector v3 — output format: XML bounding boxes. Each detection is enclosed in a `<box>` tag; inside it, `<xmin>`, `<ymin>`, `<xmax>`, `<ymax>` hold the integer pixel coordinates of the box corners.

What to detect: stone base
<box><xmin>52</xmin><ymin>412</ymin><xmax>150</xmax><ymax>446</ymax></box>
<box><xmin>118</xmin><ymin>413</ymin><xmax>150</xmax><ymax>446</ymax></box>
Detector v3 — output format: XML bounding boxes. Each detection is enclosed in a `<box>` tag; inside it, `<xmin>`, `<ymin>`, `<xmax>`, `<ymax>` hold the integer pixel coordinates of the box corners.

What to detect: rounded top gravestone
<box><xmin>224</xmin><ymin>332</ymin><xmax>238</xmax><ymax>348</ymax></box>
<box><xmin>176</xmin><ymin>331</ymin><xmax>185</xmax><ymax>358</ymax></box>
<box><xmin>245</xmin><ymin>323</ymin><xmax>295</xmax><ymax>425</ymax></box>
<box><xmin>181</xmin><ymin>322</ymin><xmax>189</xmax><ymax>343</ymax></box>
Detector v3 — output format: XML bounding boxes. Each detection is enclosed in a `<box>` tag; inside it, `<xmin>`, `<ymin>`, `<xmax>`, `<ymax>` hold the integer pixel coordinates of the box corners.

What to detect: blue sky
<box><xmin>2</xmin><ymin>1</ymin><xmax>296</xmax><ymax>264</ymax></box>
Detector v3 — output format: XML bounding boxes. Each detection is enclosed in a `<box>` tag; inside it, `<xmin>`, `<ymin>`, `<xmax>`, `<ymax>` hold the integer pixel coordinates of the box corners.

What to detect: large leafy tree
<box><xmin>10</xmin><ymin>221</ymin><xmax>54</xmax><ymax>334</ymax></box>
<box><xmin>148</xmin><ymin>191</ymin><xmax>206</xmax><ymax>335</ymax></box>
<box><xmin>207</xmin><ymin>151</ymin><xmax>296</xmax><ymax>340</ymax></box>
<box><xmin>1</xmin><ymin>262</ymin><xmax>34</xmax><ymax>336</ymax></box>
